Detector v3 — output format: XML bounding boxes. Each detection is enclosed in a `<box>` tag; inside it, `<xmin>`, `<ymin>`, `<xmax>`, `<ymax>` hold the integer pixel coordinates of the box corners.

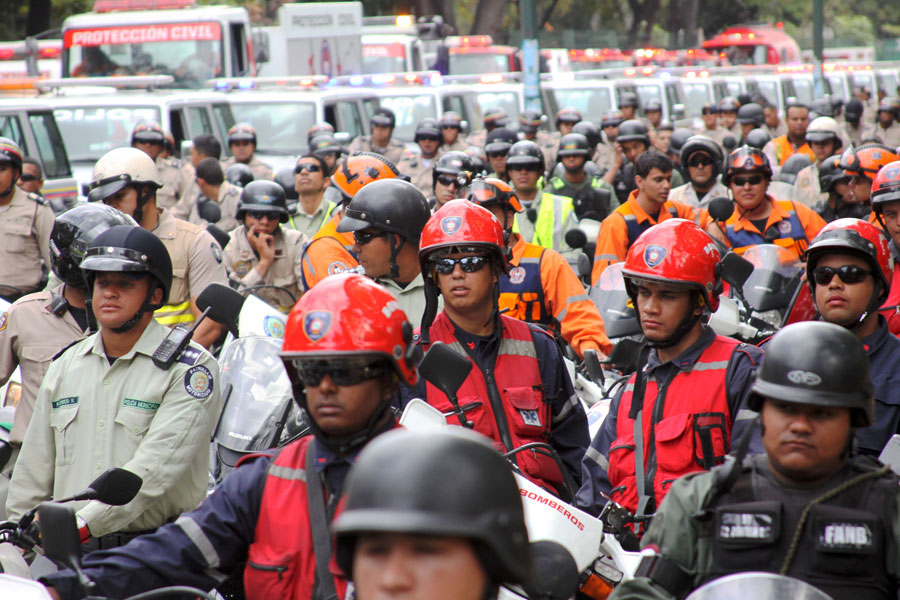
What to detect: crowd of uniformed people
<box><xmin>1</xmin><ymin>71</ymin><xmax>900</xmax><ymax>599</ymax></box>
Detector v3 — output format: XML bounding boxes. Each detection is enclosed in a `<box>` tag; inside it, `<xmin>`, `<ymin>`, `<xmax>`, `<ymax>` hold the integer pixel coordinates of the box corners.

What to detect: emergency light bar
<box><xmin>443</xmin><ymin>72</ymin><xmax>522</xmax><ymax>84</ymax></box>
<box><xmin>328</xmin><ymin>71</ymin><xmax>443</xmax><ymax>87</ymax></box>
<box><xmin>35</xmin><ymin>74</ymin><xmax>174</xmax><ymax>92</ymax></box>
<box><xmin>444</xmin><ymin>35</ymin><xmax>494</xmax><ymax>48</ymax></box>
<box><xmin>208</xmin><ymin>75</ymin><xmax>329</xmax><ymax>91</ymax></box>
<box><xmin>93</xmin><ymin>0</ymin><xmax>195</xmax><ymax>12</ymax></box>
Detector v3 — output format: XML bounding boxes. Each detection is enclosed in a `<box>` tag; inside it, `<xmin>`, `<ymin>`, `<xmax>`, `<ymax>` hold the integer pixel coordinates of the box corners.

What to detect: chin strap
<box><xmin>111</xmin><ymin>279</ymin><xmax>162</xmax><ymax>334</ymax></box>
<box><xmin>132</xmin><ymin>185</ymin><xmax>156</xmax><ymax>225</ymax></box>
<box><xmin>640</xmin><ymin>292</ymin><xmax>705</xmax><ymax>349</ymax></box>
<box><xmin>387</xmin><ymin>233</ymin><xmax>405</xmax><ymax>280</ymax></box>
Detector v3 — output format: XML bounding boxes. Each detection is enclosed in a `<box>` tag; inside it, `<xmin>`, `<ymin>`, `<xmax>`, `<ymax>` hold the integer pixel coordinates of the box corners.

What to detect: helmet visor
<box><xmin>80</xmin><ymin>246</ymin><xmax>154</xmax><ymax>273</ymax></box>
<box><xmin>463</xmin><ymin>181</ymin><xmax>523</xmax><ymax>212</ymax></box>
<box><xmin>89</xmin><ymin>174</ymin><xmax>133</xmax><ymax>203</ymax></box>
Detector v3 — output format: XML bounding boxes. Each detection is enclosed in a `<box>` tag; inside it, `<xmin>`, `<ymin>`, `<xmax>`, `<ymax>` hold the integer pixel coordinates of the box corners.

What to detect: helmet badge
<box><xmin>441</xmin><ymin>216</ymin><xmax>463</xmax><ymax>235</ymax></box>
<box><xmin>303</xmin><ymin>311</ymin><xmax>333</xmax><ymax>343</ymax></box>
<box><xmin>787</xmin><ymin>370</ymin><xmax>822</xmax><ymax>386</ymax></box>
<box><xmin>644</xmin><ymin>245</ymin><xmax>667</xmax><ymax>268</ymax></box>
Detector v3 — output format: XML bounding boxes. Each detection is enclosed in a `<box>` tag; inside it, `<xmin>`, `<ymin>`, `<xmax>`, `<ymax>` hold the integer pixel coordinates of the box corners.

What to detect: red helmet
<box><xmin>839</xmin><ymin>143</ymin><xmax>899</xmax><ymax>180</ymax></box>
<box><xmin>419</xmin><ymin>199</ymin><xmax>509</xmax><ymax>275</ymax></box>
<box><xmin>281</xmin><ymin>272</ymin><xmax>418</xmax><ymax>385</ymax></box>
<box><xmin>723</xmin><ymin>145</ymin><xmax>772</xmax><ymax>186</ymax></box>
<box><xmin>331</xmin><ymin>152</ymin><xmax>400</xmax><ymax>200</ymax></box>
<box><xmin>871</xmin><ymin>160</ymin><xmax>900</xmax><ymax>213</ymax></box>
<box><xmin>462</xmin><ymin>177</ymin><xmax>523</xmax><ymax>212</ymax></box>
<box><xmin>622</xmin><ymin>219</ymin><xmax>723</xmax><ymax>311</ymax></box>
<box><xmin>805</xmin><ymin>218</ymin><xmax>893</xmax><ymax>302</ymax></box>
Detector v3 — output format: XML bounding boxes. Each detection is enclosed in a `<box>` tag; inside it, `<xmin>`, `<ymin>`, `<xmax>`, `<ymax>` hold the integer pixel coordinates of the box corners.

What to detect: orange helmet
<box><xmin>281</xmin><ymin>272</ymin><xmax>418</xmax><ymax>386</ymax></box>
<box><xmin>723</xmin><ymin>145</ymin><xmax>772</xmax><ymax>186</ymax></box>
<box><xmin>461</xmin><ymin>177</ymin><xmax>523</xmax><ymax>212</ymax></box>
<box><xmin>331</xmin><ymin>152</ymin><xmax>400</xmax><ymax>201</ymax></box>
<box><xmin>872</xmin><ymin>160</ymin><xmax>900</xmax><ymax>217</ymax></box>
<box><xmin>839</xmin><ymin>143</ymin><xmax>899</xmax><ymax>180</ymax></box>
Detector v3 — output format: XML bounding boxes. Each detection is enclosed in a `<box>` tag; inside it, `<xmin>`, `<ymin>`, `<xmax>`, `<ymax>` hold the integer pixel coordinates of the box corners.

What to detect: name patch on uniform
<box><xmin>520</xmin><ymin>409</ymin><xmax>542</xmax><ymax>427</ymax></box>
<box><xmin>717</xmin><ymin>512</ymin><xmax>775</xmax><ymax>542</ymax></box>
<box><xmin>123</xmin><ymin>398</ymin><xmax>160</xmax><ymax>412</ymax></box>
<box><xmin>51</xmin><ymin>396</ymin><xmax>78</xmax><ymax>410</ymax></box>
<box><xmin>184</xmin><ymin>365</ymin><xmax>213</xmax><ymax>399</ymax></box>
<box><xmin>303</xmin><ymin>310</ymin><xmax>332</xmax><ymax>342</ymax></box>
<box><xmin>816</xmin><ymin>521</ymin><xmax>875</xmax><ymax>552</ymax></box>
<box><xmin>441</xmin><ymin>216</ymin><xmax>462</xmax><ymax>235</ymax></box>
<box><xmin>643</xmin><ymin>245</ymin><xmax>667</xmax><ymax>268</ymax></box>
<box><xmin>177</xmin><ymin>346</ymin><xmax>203</xmax><ymax>366</ymax></box>
<box><xmin>211</xmin><ymin>242</ymin><xmax>223</xmax><ymax>264</ymax></box>
<box><xmin>0</xmin><ymin>311</ymin><xmax>7</xmax><ymax>331</ymax></box>
<box><xmin>509</xmin><ymin>266</ymin><xmax>526</xmax><ymax>285</ymax></box>
<box><xmin>234</xmin><ymin>260</ymin><xmax>252</xmax><ymax>277</ymax></box>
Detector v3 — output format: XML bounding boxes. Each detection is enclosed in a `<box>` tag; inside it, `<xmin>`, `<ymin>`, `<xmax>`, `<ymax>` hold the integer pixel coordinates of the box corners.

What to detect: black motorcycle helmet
<box><xmin>483</xmin><ymin>107</ymin><xmax>510</xmax><ymax>129</ymax></box>
<box><xmin>225</xmin><ymin>163</ymin><xmax>254</xmax><ymax>188</ymax></box>
<box><xmin>227</xmin><ymin>122</ymin><xmax>257</xmax><ymax>146</ymax></box>
<box><xmin>572</xmin><ymin>121</ymin><xmax>602</xmax><ymax>152</ymax></box>
<box><xmin>616</xmin><ymin>119</ymin><xmax>651</xmax><ymax>146</ymax></box>
<box><xmin>307</xmin><ymin>121</ymin><xmax>335</xmax><ymax>145</ymax></box>
<box><xmin>519</xmin><ymin>108</ymin><xmax>543</xmax><ymax>135</ymax></box>
<box><xmin>557</xmin><ymin>132</ymin><xmax>591</xmax><ymax>158</ymax></box>
<box><xmin>746</xmin><ymin>128</ymin><xmax>772</xmax><ymax>150</ymax></box>
<box><xmin>844</xmin><ymin>98</ymin><xmax>864</xmax><ymax>124</ymax></box>
<box><xmin>810</xmin><ymin>97</ymin><xmax>834</xmax><ymax>118</ymax></box>
<box><xmin>484</xmin><ymin>128</ymin><xmax>518</xmax><ymax>155</ymax></box>
<box><xmin>748</xmin><ymin>321</ymin><xmax>874</xmax><ymax>427</ymax></box>
<box><xmin>236</xmin><ymin>180</ymin><xmax>289</xmax><ymax>223</ymax></box>
<box><xmin>618</xmin><ymin>91</ymin><xmax>639</xmax><ymax>109</ymax></box>
<box><xmin>274</xmin><ymin>167</ymin><xmax>299</xmax><ymax>202</ymax></box>
<box><xmin>644</xmin><ymin>99</ymin><xmax>663</xmax><ymax>114</ymax></box>
<box><xmin>334</xmin><ymin>428</ymin><xmax>530</xmax><ymax>587</ymax></box>
<box><xmin>774</xmin><ymin>153</ymin><xmax>813</xmax><ymax>185</ymax></box>
<box><xmin>81</xmin><ymin>225</ymin><xmax>173</xmax><ymax>333</ymax></box>
<box><xmin>669</xmin><ymin>128</ymin><xmax>694</xmax><ymax>156</ymax></box>
<box><xmin>465</xmin><ymin>146</ymin><xmax>488</xmax><ymax>175</ymax></box>
<box><xmin>439</xmin><ymin>111</ymin><xmax>464</xmax><ymax>131</ymax></box>
<box><xmin>555</xmin><ymin>107</ymin><xmax>582</xmax><ymax>128</ymax></box>
<box><xmin>370</xmin><ymin>107</ymin><xmax>396</xmax><ymax>129</ymax></box>
<box><xmin>505</xmin><ymin>140</ymin><xmax>545</xmax><ymax>172</ymax></box>
<box><xmin>414</xmin><ymin>118</ymin><xmax>442</xmax><ymax>142</ymax></box>
<box><xmin>309</xmin><ymin>133</ymin><xmax>343</xmax><ymax>157</ymax></box>
<box><xmin>50</xmin><ymin>203</ymin><xmax>136</xmax><ymax>289</ymax></box>
<box><xmin>0</xmin><ymin>137</ymin><xmax>23</xmax><ymax>196</ymax></box>
<box><xmin>130</xmin><ymin>120</ymin><xmax>165</xmax><ymax>147</ymax></box>
<box><xmin>433</xmin><ymin>151</ymin><xmax>473</xmax><ymax>189</ymax></box>
<box><xmin>736</xmin><ymin>102</ymin><xmax>765</xmax><ymax>127</ymax></box>
<box><xmin>680</xmin><ymin>135</ymin><xmax>723</xmax><ymax>178</ymax></box>
<box><xmin>818</xmin><ymin>154</ymin><xmax>851</xmax><ymax>195</ymax></box>
<box><xmin>601</xmin><ymin>109</ymin><xmax>625</xmax><ymax>128</ymax></box>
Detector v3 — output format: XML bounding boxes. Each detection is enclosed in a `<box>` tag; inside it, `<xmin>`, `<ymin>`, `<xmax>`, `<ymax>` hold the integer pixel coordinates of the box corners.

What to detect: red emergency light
<box><xmin>93</xmin><ymin>0</ymin><xmax>195</xmax><ymax>12</ymax></box>
<box><xmin>460</xmin><ymin>35</ymin><xmax>492</xmax><ymax>47</ymax></box>
<box><xmin>0</xmin><ymin>48</ymin><xmax>14</xmax><ymax>60</ymax></box>
<box><xmin>39</xmin><ymin>46</ymin><xmax>62</xmax><ymax>59</ymax></box>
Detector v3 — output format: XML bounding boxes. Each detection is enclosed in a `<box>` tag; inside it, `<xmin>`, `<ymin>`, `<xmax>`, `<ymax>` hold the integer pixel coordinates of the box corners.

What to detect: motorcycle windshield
<box><xmin>590</xmin><ymin>262</ymin><xmax>641</xmax><ymax>338</ymax></box>
<box><xmin>215</xmin><ymin>336</ymin><xmax>307</xmax><ymax>453</ymax></box>
<box><xmin>686</xmin><ymin>572</ymin><xmax>833</xmax><ymax>600</ymax></box>
<box><xmin>739</xmin><ymin>244</ymin><xmax>803</xmax><ymax>313</ymax></box>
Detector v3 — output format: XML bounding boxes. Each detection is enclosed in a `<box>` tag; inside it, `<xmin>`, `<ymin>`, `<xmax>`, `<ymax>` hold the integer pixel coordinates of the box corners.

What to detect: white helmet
<box><xmin>89</xmin><ymin>147</ymin><xmax>162</xmax><ymax>203</ymax></box>
<box><xmin>805</xmin><ymin>117</ymin><xmax>842</xmax><ymax>145</ymax></box>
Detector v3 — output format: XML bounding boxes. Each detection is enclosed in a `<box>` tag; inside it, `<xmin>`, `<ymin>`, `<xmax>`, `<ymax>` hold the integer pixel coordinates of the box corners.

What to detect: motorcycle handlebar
<box><xmin>503</xmin><ymin>442</ymin><xmax>578</xmax><ymax>505</ymax></box>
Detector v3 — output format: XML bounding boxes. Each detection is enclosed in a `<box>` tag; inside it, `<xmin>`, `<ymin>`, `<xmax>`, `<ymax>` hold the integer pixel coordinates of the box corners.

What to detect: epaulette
<box><xmin>27</xmin><ymin>192</ymin><xmax>48</xmax><ymax>206</ymax></box>
<box><xmin>176</xmin><ymin>345</ymin><xmax>204</xmax><ymax>367</ymax></box>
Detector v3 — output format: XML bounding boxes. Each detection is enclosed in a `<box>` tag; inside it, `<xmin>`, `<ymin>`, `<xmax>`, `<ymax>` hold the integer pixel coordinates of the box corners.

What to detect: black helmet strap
<box><xmin>0</xmin><ymin>165</ymin><xmax>20</xmax><ymax>198</ymax></box>
<box><xmin>110</xmin><ymin>277</ymin><xmax>160</xmax><ymax>334</ymax></box>
<box><xmin>388</xmin><ymin>233</ymin><xmax>406</xmax><ymax>280</ymax></box>
<box><xmin>132</xmin><ymin>184</ymin><xmax>156</xmax><ymax>226</ymax></box>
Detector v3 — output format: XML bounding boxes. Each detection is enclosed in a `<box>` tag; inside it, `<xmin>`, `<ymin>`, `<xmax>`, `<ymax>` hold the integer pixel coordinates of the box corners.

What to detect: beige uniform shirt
<box><xmin>533</xmin><ymin>130</ymin><xmax>559</xmax><ymax>166</ymax></box>
<box><xmin>7</xmin><ymin>319</ymin><xmax>220</xmax><ymax>535</ymax></box>
<box><xmin>793</xmin><ymin>163</ymin><xmax>827</xmax><ymax>208</ymax></box>
<box><xmin>155</xmin><ymin>156</ymin><xmax>185</xmax><ymax>210</ymax></box>
<box><xmin>0</xmin><ymin>188</ymin><xmax>54</xmax><ymax>295</ymax></box>
<box><xmin>593</xmin><ymin>143</ymin><xmax>616</xmax><ymax>173</ymax></box>
<box><xmin>440</xmin><ymin>139</ymin><xmax>471</xmax><ymax>154</ymax></box>
<box><xmin>173</xmin><ymin>181</ymin><xmax>242</xmax><ymax>233</ymax></box>
<box><xmin>466</xmin><ymin>129</ymin><xmax>487</xmax><ymax>148</ymax></box>
<box><xmin>0</xmin><ymin>286</ymin><xmax>85</xmax><ymax>443</ymax></box>
<box><xmin>224</xmin><ymin>225</ymin><xmax>308</xmax><ymax>311</ymax></box>
<box><xmin>692</xmin><ymin>127</ymin><xmax>731</xmax><ymax>154</ymax></box>
<box><xmin>875</xmin><ymin>122</ymin><xmax>900</xmax><ymax>149</ymax></box>
<box><xmin>347</xmin><ymin>135</ymin><xmax>406</xmax><ymax>165</ymax></box>
<box><xmin>374</xmin><ymin>272</ymin><xmax>439</xmax><ymax>327</ymax></box>
<box><xmin>763</xmin><ymin>120</ymin><xmax>788</xmax><ymax>139</ymax></box>
<box><xmin>667</xmin><ymin>180</ymin><xmax>729</xmax><ymax>211</ymax></box>
<box><xmin>152</xmin><ymin>209</ymin><xmax>228</xmax><ymax>322</ymax></box>
<box><xmin>286</xmin><ymin>195</ymin><xmax>335</xmax><ymax>240</ymax></box>
<box><xmin>397</xmin><ymin>150</ymin><xmax>438</xmax><ymax>198</ymax></box>
<box><xmin>221</xmin><ymin>155</ymin><xmax>274</xmax><ymax>181</ymax></box>
<box><xmin>843</xmin><ymin>121</ymin><xmax>877</xmax><ymax>147</ymax></box>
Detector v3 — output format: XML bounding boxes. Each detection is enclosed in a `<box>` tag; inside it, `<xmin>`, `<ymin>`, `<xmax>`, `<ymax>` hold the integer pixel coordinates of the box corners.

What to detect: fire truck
<box><xmin>702</xmin><ymin>24</ymin><xmax>801</xmax><ymax>66</ymax></box>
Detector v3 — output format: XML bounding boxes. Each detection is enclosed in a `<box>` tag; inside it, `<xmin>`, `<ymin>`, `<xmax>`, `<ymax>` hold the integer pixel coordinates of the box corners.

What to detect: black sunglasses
<box><xmin>732</xmin><ymin>175</ymin><xmax>764</xmax><ymax>187</ymax></box>
<box><xmin>687</xmin><ymin>155</ymin><xmax>714</xmax><ymax>167</ymax></box>
<box><xmin>812</xmin><ymin>265</ymin><xmax>873</xmax><ymax>285</ymax></box>
<box><xmin>436</xmin><ymin>174</ymin><xmax>461</xmax><ymax>187</ymax></box>
<box><xmin>431</xmin><ymin>255</ymin><xmax>490</xmax><ymax>274</ymax></box>
<box><xmin>18</xmin><ymin>173</ymin><xmax>39</xmax><ymax>182</ymax></box>
<box><xmin>247</xmin><ymin>210</ymin><xmax>281</xmax><ymax>220</ymax></box>
<box><xmin>294</xmin><ymin>163</ymin><xmax>323</xmax><ymax>174</ymax></box>
<box><xmin>290</xmin><ymin>359</ymin><xmax>387</xmax><ymax>387</ymax></box>
<box><xmin>487</xmin><ymin>151</ymin><xmax>507</xmax><ymax>159</ymax></box>
<box><xmin>419</xmin><ymin>136</ymin><xmax>442</xmax><ymax>143</ymax></box>
<box><xmin>353</xmin><ymin>230</ymin><xmax>388</xmax><ymax>245</ymax></box>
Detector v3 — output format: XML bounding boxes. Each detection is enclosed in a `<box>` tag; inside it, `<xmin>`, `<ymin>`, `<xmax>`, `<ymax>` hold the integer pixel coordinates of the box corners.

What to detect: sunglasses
<box><xmin>290</xmin><ymin>359</ymin><xmax>387</xmax><ymax>387</ymax></box>
<box><xmin>431</xmin><ymin>255</ymin><xmax>490</xmax><ymax>274</ymax></box>
<box><xmin>442</xmin><ymin>125</ymin><xmax>459</xmax><ymax>129</ymax></box>
<box><xmin>18</xmin><ymin>173</ymin><xmax>39</xmax><ymax>182</ymax></box>
<box><xmin>688</xmin><ymin>155</ymin><xmax>714</xmax><ymax>167</ymax></box>
<box><xmin>812</xmin><ymin>265</ymin><xmax>873</xmax><ymax>285</ymax></box>
<box><xmin>507</xmin><ymin>164</ymin><xmax>541</xmax><ymax>172</ymax></box>
<box><xmin>353</xmin><ymin>230</ymin><xmax>388</xmax><ymax>245</ymax></box>
<box><xmin>294</xmin><ymin>163</ymin><xmax>322</xmax><ymax>174</ymax></box>
<box><xmin>247</xmin><ymin>210</ymin><xmax>281</xmax><ymax>220</ymax></box>
<box><xmin>487</xmin><ymin>152</ymin><xmax>507</xmax><ymax>159</ymax></box>
<box><xmin>436</xmin><ymin>174</ymin><xmax>461</xmax><ymax>187</ymax></box>
<box><xmin>419</xmin><ymin>136</ymin><xmax>442</xmax><ymax>143</ymax></box>
<box><xmin>731</xmin><ymin>175</ymin><xmax>764</xmax><ymax>187</ymax></box>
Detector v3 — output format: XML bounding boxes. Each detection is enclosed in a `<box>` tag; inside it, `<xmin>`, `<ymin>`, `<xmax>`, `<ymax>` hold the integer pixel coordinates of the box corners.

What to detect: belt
<box><xmin>83</xmin><ymin>528</ymin><xmax>157</xmax><ymax>552</ymax></box>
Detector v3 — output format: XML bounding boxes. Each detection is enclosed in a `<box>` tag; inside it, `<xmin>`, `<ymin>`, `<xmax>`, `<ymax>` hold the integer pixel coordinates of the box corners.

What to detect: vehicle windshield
<box><xmin>54</xmin><ymin>105</ymin><xmax>160</xmax><ymax>163</ymax></box>
<box><xmin>739</xmin><ymin>244</ymin><xmax>803</xmax><ymax>313</ymax></box>
<box><xmin>635</xmin><ymin>83</ymin><xmax>663</xmax><ymax>115</ymax></box>
<box><xmin>377</xmin><ymin>94</ymin><xmax>437</xmax><ymax>142</ymax></box>
<box><xmin>682</xmin><ymin>82</ymin><xmax>713</xmax><ymax>117</ymax></box>
<box><xmin>571</xmin><ymin>60</ymin><xmax>628</xmax><ymax>71</ymax></box>
<box><xmin>755</xmin><ymin>80</ymin><xmax>779</xmax><ymax>107</ymax></box>
<box><xmin>449</xmin><ymin>52</ymin><xmax>511</xmax><ymax>75</ymax></box>
<box><xmin>63</xmin><ymin>22</ymin><xmax>223</xmax><ymax>89</ymax></box>
<box><xmin>474</xmin><ymin>90</ymin><xmax>521</xmax><ymax>124</ymax></box>
<box><xmin>589</xmin><ymin>262</ymin><xmax>640</xmax><ymax>338</ymax></box>
<box><xmin>712</xmin><ymin>45</ymin><xmax>769</xmax><ymax>65</ymax></box>
<box><xmin>230</xmin><ymin>101</ymin><xmax>317</xmax><ymax>155</ymax></box>
<box><xmin>362</xmin><ymin>43</ymin><xmax>407</xmax><ymax>74</ymax></box>
<box><xmin>791</xmin><ymin>78</ymin><xmax>814</xmax><ymax>105</ymax></box>
<box><xmin>550</xmin><ymin>87</ymin><xmax>613</xmax><ymax>122</ymax></box>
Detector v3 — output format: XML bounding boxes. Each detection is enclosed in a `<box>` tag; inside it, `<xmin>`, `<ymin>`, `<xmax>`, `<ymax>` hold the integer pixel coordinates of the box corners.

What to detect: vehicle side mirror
<box><xmin>419</xmin><ymin>342</ymin><xmax>472</xmax><ymax>400</ymax></box>
<box><xmin>603</xmin><ymin>338</ymin><xmax>643</xmax><ymax>374</ymax></box>
<box><xmin>720</xmin><ymin>251</ymin><xmax>754</xmax><ymax>289</ymax></box>
<box><xmin>334</xmin><ymin>131</ymin><xmax>351</xmax><ymax>144</ymax></box>
<box><xmin>83</xmin><ymin>467</ymin><xmax>142</xmax><ymax>506</ymax></box>
<box><xmin>708</xmin><ymin>197</ymin><xmax>734</xmax><ymax>222</ymax></box>
<box><xmin>582</xmin><ymin>349</ymin><xmax>605</xmax><ymax>385</ymax></box>
<box><xmin>197</xmin><ymin>197</ymin><xmax>222</xmax><ymax>224</ymax></box>
<box><xmin>565</xmin><ymin>228</ymin><xmax>587</xmax><ymax>249</ymax></box>
<box><xmin>39</xmin><ymin>503</ymin><xmax>83</xmax><ymax>573</ymax></box>
<box><xmin>206</xmin><ymin>224</ymin><xmax>230</xmax><ymax>250</ymax></box>
<box><xmin>197</xmin><ymin>283</ymin><xmax>245</xmax><ymax>336</ymax></box>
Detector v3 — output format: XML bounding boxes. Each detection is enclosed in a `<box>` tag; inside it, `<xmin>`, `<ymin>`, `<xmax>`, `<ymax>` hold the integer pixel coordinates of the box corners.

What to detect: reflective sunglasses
<box><xmin>18</xmin><ymin>173</ymin><xmax>39</xmax><ymax>182</ymax></box>
<box><xmin>812</xmin><ymin>265</ymin><xmax>873</xmax><ymax>285</ymax></box>
<box><xmin>687</xmin><ymin>155</ymin><xmax>714</xmax><ymax>168</ymax></box>
<box><xmin>353</xmin><ymin>230</ymin><xmax>388</xmax><ymax>245</ymax></box>
<box><xmin>247</xmin><ymin>210</ymin><xmax>281</xmax><ymax>220</ymax></box>
<box><xmin>294</xmin><ymin>163</ymin><xmax>323</xmax><ymax>174</ymax></box>
<box><xmin>290</xmin><ymin>359</ymin><xmax>387</xmax><ymax>387</ymax></box>
<box><xmin>731</xmin><ymin>175</ymin><xmax>764</xmax><ymax>187</ymax></box>
<box><xmin>431</xmin><ymin>255</ymin><xmax>490</xmax><ymax>274</ymax></box>
<box><xmin>436</xmin><ymin>174</ymin><xmax>461</xmax><ymax>187</ymax></box>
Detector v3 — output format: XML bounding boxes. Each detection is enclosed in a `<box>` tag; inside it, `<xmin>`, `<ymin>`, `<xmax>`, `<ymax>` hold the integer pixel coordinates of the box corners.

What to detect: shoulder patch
<box><xmin>177</xmin><ymin>345</ymin><xmax>203</xmax><ymax>366</ymax></box>
<box><xmin>184</xmin><ymin>364</ymin><xmax>214</xmax><ymax>399</ymax></box>
<box><xmin>27</xmin><ymin>192</ymin><xmax>48</xmax><ymax>206</ymax></box>
<box><xmin>0</xmin><ymin>311</ymin><xmax>7</xmax><ymax>331</ymax></box>
<box><xmin>211</xmin><ymin>242</ymin><xmax>223</xmax><ymax>264</ymax></box>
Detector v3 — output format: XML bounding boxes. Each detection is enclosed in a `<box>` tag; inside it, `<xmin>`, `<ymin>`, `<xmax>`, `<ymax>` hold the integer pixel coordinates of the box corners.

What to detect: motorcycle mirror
<box><xmin>707</xmin><ymin>197</ymin><xmax>734</xmax><ymax>222</ymax></box>
<box><xmin>418</xmin><ymin>342</ymin><xmax>472</xmax><ymax>400</ymax></box>
<box><xmin>603</xmin><ymin>338</ymin><xmax>643</xmax><ymax>373</ymax></box>
<box><xmin>197</xmin><ymin>283</ymin><xmax>245</xmax><ymax>337</ymax></box>
<box><xmin>576</xmin><ymin>252</ymin><xmax>591</xmax><ymax>280</ymax></box>
<box><xmin>582</xmin><ymin>349</ymin><xmax>605</xmax><ymax>385</ymax></box>
<box><xmin>198</xmin><ymin>197</ymin><xmax>222</xmax><ymax>224</ymax></box>
<box><xmin>565</xmin><ymin>227</ymin><xmax>587</xmax><ymax>249</ymax></box>
<box><xmin>77</xmin><ymin>467</ymin><xmax>142</xmax><ymax>506</ymax></box>
<box><xmin>722</xmin><ymin>135</ymin><xmax>737</xmax><ymax>151</ymax></box>
<box><xmin>719</xmin><ymin>251</ymin><xmax>754</xmax><ymax>290</ymax></box>
<box><xmin>38</xmin><ymin>503</ymin><xmax>83</xmax><ymax>573</ymax></box>
<box><xmin>520</xmin><ymin>540</ymin><xmax>581</xmax><ymax>600</ymax></box>
<box><xmin>206</xmin><ymin>224</ymin><xmax>230</xmax><ymax>250</ymax></box>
